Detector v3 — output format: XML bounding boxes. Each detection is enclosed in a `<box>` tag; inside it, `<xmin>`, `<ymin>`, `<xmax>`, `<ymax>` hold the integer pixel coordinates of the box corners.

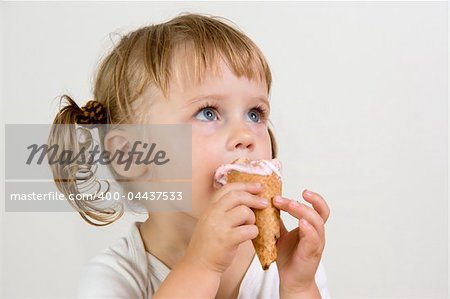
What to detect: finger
<box><xmin>302</xmin><ymin>190</ymin><xmax>330</xmax><ymax>224</ymax></box>
<box><xmin>230</xmin><ymin>224</ymin><xmax>259</xmax><ymax>245</ymax></box>
<box><xmin>273</xmin><ymin>196</ymin><xmax>324</xmax><ymax>240</ymax></box>
<box><xmin>297</xmin><ymin>218</ymin><xmax>324</xmax><ymax>258</ymax></box>
<box><xmin>226</xmin><ymin>205</ymin><xmax>256</xmax><ymax>227</ymax></box>
<box><xmin>212</xmin><ymin>182</ymin><xmax>263</xmax><ymax>204</ymax></box>
<box><xmin>219</xmin><ymin>190</ymin><xmax>269</xmax><ymax>211</ymax></box>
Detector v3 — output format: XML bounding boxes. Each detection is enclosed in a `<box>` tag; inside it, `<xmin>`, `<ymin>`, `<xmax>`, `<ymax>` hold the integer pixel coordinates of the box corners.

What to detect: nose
<box><xmin>226</xmin><ymin>123</ymin><xmax>255</xmax><ymax>152</ymax></box>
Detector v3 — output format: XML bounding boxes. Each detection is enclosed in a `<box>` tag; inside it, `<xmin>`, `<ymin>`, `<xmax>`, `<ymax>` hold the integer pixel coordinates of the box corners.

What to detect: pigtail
<box><xmin>48</xmin><ymin>95</ymin><xmax>123</xmax><ymax>226</ymax></box>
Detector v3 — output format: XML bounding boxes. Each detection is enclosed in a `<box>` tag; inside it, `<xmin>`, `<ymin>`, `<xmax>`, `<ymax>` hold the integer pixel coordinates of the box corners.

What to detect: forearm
<box><xmin>280</xmin><ymin>283</ymin><xmax>321</xmax><ymax>299</ymax></box>
<box><xmin>153</xmin><ymin>258</ymin><xmax>221</xmax><ymax>299</ymax></box>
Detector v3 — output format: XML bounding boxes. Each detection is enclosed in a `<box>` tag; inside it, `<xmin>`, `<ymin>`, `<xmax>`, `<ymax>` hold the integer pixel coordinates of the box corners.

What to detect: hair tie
<box><xmin>77</xmin><ymin>100</ymin><xmax>107</xmax><ymax>126</ymax></box>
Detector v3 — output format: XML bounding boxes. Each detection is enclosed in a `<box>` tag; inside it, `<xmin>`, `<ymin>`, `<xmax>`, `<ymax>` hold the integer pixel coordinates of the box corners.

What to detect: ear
<box><xmin>104</xmin><ymin>130</ymin><xmax>148</xmax><ymax>178</ymax></box>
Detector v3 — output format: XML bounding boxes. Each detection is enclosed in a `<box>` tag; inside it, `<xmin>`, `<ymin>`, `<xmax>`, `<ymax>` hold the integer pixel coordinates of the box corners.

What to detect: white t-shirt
<box><xmin>78</xmin><ymin>222</ymin><xmax>331</xmax><ymax>298</ymax></box>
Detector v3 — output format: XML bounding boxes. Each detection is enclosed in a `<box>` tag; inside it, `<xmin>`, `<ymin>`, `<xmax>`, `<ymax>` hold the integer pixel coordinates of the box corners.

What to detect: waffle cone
<box><xmin>227</xmin><ymin>171</ymin><xmax>281</xmax><ymax>270</ymax></box>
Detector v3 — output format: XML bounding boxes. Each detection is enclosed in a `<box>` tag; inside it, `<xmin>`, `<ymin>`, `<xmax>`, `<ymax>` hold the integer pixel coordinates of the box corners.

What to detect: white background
<box><xmin>0</xmin><ymin>1</ymin><xmax>448</xmax><ymax>298</ymax></box>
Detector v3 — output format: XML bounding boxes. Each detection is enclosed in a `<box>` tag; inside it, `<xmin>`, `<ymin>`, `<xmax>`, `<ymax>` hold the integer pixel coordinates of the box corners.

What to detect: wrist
<box><xmin>154</xmin><ymin>256</ymin><xmax>222</xmax><ymax>299</ymax></box>
<box><xmin>182</xmin><ymin>254</ymin><xmax>223</xmax><ymax>279</ymax></box>
<box><xmin>280</xmin><ymin>282</ymin><xmax>321</xmax><ymax>299</ymax></box>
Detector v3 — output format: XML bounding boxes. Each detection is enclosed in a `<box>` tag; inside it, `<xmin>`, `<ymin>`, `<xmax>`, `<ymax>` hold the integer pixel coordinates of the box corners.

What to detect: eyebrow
<box><xmin>188</xmin><ymin>94</ymin><xmax>270</xmax><ymax>107</ymax></box>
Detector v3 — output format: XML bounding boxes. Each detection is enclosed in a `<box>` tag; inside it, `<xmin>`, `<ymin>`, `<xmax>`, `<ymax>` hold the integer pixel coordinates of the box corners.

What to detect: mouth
<box><xmin>211</xmin><ymin>157</ymin><xmax>250</xmax><ymax>189</ymax></box>
<box><xmin>211</xmin><ymin>157</ymin><xmax>282</xmax><ymax>189</ymax></box>
<box><xmin>225</xmin><ymin>156</ymin><xmax>253</xmax><ymax>165</ymax></box>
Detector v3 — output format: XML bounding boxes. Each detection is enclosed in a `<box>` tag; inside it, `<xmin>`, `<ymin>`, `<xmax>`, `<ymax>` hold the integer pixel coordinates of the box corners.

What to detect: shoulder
<box><xmin>77</xmin><ymin>222</ymin><xmax>150</xmax><ymax>299</ymax></box>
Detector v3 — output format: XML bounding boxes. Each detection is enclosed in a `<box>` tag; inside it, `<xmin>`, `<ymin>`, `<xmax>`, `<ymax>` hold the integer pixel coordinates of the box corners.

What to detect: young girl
<box><xmin>50</xmin><ymin>13</ymin><xmax>331</xmax><ymax>298</ymax></box>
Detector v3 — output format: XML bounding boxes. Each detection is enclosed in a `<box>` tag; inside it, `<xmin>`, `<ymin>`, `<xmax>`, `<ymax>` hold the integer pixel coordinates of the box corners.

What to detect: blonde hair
<box><xmin>49</xmin><ymin>13</ymin><xmax>278</xmax><ymax>226</ymax></box>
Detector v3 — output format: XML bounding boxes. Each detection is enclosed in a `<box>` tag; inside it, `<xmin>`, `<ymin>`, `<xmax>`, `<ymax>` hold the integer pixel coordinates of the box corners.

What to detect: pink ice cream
<box><xmin>214</xmin><ymin>158</ymin><xmax>282</xmax><ymax>188</ymax></box>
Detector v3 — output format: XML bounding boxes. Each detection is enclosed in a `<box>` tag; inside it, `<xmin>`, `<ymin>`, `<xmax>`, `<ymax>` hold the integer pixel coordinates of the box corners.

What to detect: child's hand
<box><xmin>273</xmin><ymin>190</ymin><xmax>330</xmax><ymax>296</ymax></box>
<box><xmin>185</xmin><ymin>182</ymin><xmax>268</xmax><ymax>275</ymax></box>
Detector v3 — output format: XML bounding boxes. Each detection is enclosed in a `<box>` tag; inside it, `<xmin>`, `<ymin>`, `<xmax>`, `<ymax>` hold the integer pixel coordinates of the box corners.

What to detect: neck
<box><xmin>139</xmin><ymin>212</ymin><xmax>197</xmax><ymax>269</ymax></box>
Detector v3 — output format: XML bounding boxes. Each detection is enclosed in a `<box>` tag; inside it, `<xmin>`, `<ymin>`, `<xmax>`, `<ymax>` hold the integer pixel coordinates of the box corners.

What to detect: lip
<box><xmin>227</xmin><ymin>156</ymin><xmax>254</xmax><ymax>164</ymax></box>
<box><xmin>212</xmin><ymin>157</ymin><xmax>282</xmax><ymax>189</ymax></box>
<box><xmin>218</xmin><ymin>157</ymin><xmax>268</xmax><ymax>169</ymax></box>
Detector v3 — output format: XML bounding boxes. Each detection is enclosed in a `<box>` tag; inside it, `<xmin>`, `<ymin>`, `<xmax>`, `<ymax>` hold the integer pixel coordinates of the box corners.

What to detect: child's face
<box><xmin>145</xmin><ymin>60</ymin><xmax>272</xmax><ymax>218</ymax></box>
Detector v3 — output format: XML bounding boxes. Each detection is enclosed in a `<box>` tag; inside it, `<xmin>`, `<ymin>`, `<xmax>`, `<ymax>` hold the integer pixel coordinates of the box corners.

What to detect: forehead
<box><xmin>168</xmin><ymin>44</ymin><xmax>220</xmax><ymax>91</ymax></box>
<box><xmin>167</xmin><ymin>45</ymin><xmax>268</xmax><ymax>99</ymax></box>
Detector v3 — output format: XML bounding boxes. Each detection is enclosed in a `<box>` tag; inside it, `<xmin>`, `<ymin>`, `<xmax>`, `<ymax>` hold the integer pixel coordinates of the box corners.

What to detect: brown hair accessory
<box><xmin>76</xmin><ymin>100</ymin><xmax>108</xmax><ymax>126</ymax></box>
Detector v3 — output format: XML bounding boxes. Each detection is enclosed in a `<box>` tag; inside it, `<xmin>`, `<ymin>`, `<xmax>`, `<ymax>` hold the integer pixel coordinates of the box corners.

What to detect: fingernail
<box><xmin>253</xmin><ymin>183</ymin><xmax>262</xmax><ymax>189</ymax></box>
<box><xmin>260</xmin><ymin>198</ymin><xmax>269</xmax><ymax>206</ymax></box>
<box><xmin>274</xmin><ymin>196</ymin><xmax>283</xmax><ymax>204</ymax></box>
<box><xmin>304</xmin><ymin>189</ymin><xmax>313</xmax><ymax>196</ymax></box>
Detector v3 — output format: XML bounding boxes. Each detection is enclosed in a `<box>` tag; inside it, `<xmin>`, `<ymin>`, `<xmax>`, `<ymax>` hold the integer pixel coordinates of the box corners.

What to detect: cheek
<box><xmin>191</xmin><ymin>126</ymin><xmax>219</xmax><ymax>203</ymax></box>
<box><xmin>192</xmin><ymin>128</ymin><xmax>213</xmax><ymax>163</ymax></box>
<box><xmin>190</xmin><ymin>161</ymin><xmax>216</xmax><ymax>218</ymax></box>
<box><xmin>253</xmin><ymin>126</ymin><xmax>273</xmax><ymax>158</ymax></box>
<box><xmin>190</xmin><ymin>124</ymin><xmax>229</xmax><ymax>201</ymax></box>
<box><xmin>191</xmin><ymin>123</ymin><xmax>220</xmax><ymax>160</ymax></box>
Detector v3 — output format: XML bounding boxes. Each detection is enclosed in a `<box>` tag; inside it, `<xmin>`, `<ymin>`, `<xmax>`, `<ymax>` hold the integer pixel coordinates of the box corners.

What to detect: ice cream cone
<box><xmin>214</xmin><ymin>158</ymin><xmax>282</xmax><ymax>270</ymax></box>
<box><xmin>227</xmin><ymin>171</ymin><xmax>281</xmax><ymax>270</ymax></box>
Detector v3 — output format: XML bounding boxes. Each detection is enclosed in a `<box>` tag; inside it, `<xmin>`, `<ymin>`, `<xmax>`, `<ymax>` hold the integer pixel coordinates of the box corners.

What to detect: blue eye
<box><xmin>195</xmin><ymin>106</ymin><xmax>218</xmax><ymax>121</ymax></box>
<box><xmin>248</xmin><ymin>109</ymin><xmax>261</xmax><ymax>123</ymax></box>
<box><xmin>194</xmin><ymin>103</ymin><xmax>269</xmax><ymax>123</ymax></box>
